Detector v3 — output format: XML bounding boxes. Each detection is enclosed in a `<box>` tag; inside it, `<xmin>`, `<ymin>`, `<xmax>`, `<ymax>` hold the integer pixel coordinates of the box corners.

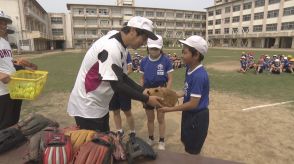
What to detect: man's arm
<box><xmin>0</xmin><ymin>72</ymin><xmax>10</xmax><ymax>84</ymax></box>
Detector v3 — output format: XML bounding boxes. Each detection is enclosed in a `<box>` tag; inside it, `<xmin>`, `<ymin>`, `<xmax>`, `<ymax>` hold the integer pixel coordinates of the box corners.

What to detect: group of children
<box><xmin>107</xmin><ymin>32</ymin><xmax>209</xmax><ymax>154</ymax></box>
<box><xmin>239</xmin><ymin>52</ymin><xmax>294</xmax><ymax>74</ymax></box>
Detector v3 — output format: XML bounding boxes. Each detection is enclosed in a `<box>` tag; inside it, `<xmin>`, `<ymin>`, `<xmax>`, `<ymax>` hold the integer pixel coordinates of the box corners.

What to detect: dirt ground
<box><xmin>206</xmin><ymin>61</ymin><xmax>240</xmax><ymax>72</ymax></box>
<box><xmin>21</xmin><ymin>90</ymin><xmax>294</xmax><ymax>164</ymax></box>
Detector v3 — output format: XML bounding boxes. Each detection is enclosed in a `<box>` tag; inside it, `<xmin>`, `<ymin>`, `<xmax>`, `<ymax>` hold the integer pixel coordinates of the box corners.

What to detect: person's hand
<box><xmin>147</xmin><ymin>96</ymin><xmax>164</xmax><ymax>108</ymax></box>
<box><xmin>0</xmin><ymin>73</ymin><xmax>10</xmax><ymax>84</ymax></box>
<box><xmin>157</xmin><ymin>107</ymin><xmax>172</xmax><ymax>113</ymax></box>
<box><xmin>143</xmin><ymin>88</ymin><xmax>149</xmax><ymax>95</ymax></box>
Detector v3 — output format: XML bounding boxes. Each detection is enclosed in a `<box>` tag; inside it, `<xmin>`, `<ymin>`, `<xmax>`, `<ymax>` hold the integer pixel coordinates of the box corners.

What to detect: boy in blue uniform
<box><xmin>282</xmin><ymin>57</ymin><xmax>293</xmax><ymax>73</ymax></box>
<box><xmin>158</xmin><ymin>35</ymin><xmax>209</xmax><ymax>154</ymax></box>
<box><xmin>270</xmin><ymin>59</ymin><xmax>282</xmax><ymax>74</ymax></box>
<box><xmin>109</xmin><ymin>51</ymin><xmax>136</xmax><ymax>137</ymax></box>
<box><xmin>140</xmin><ymin>35</ymin><xmax>173</xmax><ymax>150</ymax></box>
<box><xmin>239</xmin><ymin>56</ymin><xmax>247</xmax><ymax>73</ymax></box>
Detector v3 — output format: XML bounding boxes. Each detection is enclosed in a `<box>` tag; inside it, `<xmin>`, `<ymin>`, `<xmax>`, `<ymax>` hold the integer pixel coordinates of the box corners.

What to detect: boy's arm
<box><xmin>159</xmin><ymin>97</ymin><xmax>200</xmax><ymax>113</ymax></box>
<box><xmin>166</xmin><ymin>72</ymin><xmax>173</xmax><ymax>89</ymax></box>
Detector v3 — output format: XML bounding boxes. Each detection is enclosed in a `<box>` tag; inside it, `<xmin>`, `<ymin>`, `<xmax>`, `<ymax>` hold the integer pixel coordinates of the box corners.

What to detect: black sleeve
<box><xmin>109</xmin><ymin>64</ymin><xmax>149</xmax><ymax>103</ymax></box>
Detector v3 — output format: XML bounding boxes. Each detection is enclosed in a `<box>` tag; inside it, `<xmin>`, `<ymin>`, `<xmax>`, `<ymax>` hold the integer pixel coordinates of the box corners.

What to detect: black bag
<box><xmin>0</xmin><ymin>128</ymin><xmax>26</xmax><ymax>154</ymax></box>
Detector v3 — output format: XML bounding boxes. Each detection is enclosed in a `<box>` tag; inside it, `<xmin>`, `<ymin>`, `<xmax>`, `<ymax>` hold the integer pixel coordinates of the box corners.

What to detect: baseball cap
<box><xmin>275</xmin><ymin>59</ymin><xmax>279</xmax><ymax>62</ymax></box>
<box><xmin>127</xmin><ymin>16</ymin><xmax>158</xmax><ymax>40</ymax></box>
<box><xmin>179</xmin><ymin>35</ymin><xmax>208</xmax><ymax>56</ymax></box>
<box><xmin>147</xmin><ymin>35</ymin><xmax>163</xmax><ymax>49</ymax></box>
<box><xmin>0</xmin><ymin>11</ymin><xmax>12</xmax><ymax>24</ymax></box>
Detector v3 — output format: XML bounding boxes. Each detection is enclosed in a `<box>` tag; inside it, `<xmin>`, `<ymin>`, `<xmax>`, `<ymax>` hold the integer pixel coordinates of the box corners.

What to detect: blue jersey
<box><xmin>183</xmin><ymin>65</ymin><xmax>209</xmax><ymax>112</ymax></box>
<box><xmin>140</xmin><ymin>54</ymin><xmax>173</xmax><ymax>88</ymax></box>
<box><xmin>240</xmin><ymin>60</ymin><xmax>247</xmax><ymax>68</ymax></box>
<box><xmin>127</xmin><ymin>52</ymin><xmax>132</xmax><ymax>65</ymax></box>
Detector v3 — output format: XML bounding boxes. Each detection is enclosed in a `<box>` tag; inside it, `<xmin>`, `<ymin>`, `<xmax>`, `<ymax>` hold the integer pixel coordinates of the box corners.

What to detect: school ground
<box><xmin>19</xmin><ymin>48</ymin><xmax>294</xmax><ymax>164</ymax></box>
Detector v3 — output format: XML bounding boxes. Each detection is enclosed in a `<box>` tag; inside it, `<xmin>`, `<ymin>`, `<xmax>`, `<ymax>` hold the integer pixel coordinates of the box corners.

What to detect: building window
<box><xmin>215</xmin><ymin>9</ymin><xmax>222</xmax><ymax>15</ymax></box>
<box><xmin>99</xmin><ymin>9</ymin><xmax>108</xmax><ymax>15</ymax></box>
<box><xmin>100</xmin><ymin>20</ymin><xmax>110</xmax><ymax>26</ymax></box>
<box><xmin>208</xmin><ymin>11</ymin><xmax>214</xmax><ymax>16</ymax></box>
<box><xmin>52</xmin><ymin>29</ymin><xmax>63</xmax><ymax>35</ymax></box>
<box><xmin>156</xmin><ymin>12</ymin><xmax>165</xmax><ymax>17</ymax></box>
<box><xmin>242</xmin><ymin>27</ymin><xmax>249</xmax><ymax>33</ymax></box>
<box><xmin>225</xmin><ymin>6</ymin><xmax>231</xmax><ymax>13</ymax></box>
<box><xmin>166</xmin><ymin>12</ymin><xmax>174</xmax><ymax>17</ymax></box>
<box><xmin>186</xmin><ymin>23</ymin><xmax>192</xmax><ymax>28</ymax></box>
<box><xmin>267</xmin><ymin>10</ymin><xmax>279</xmax><ymax>18</ymax></box>
<box><xmin>243</xmin><ymin>14</ymin><xmax>251</xmax><ymax>21</ymax></box>
<box><xmin>166</xmin><ymin>22</ymin><xmax>174</xmax><ymax>27</ymax></box>
<box><xmin>73</xmin><ymin>8</ymin><xmax>84</xmax><ymax>14</ymax></box>
<box><xmin>255</xmin><ymin>0</ymin><xmax>265</xmax><ymax>8</ymax></box>
<box><xmin>146</xmin><ymin>11</ymin><xmax>154</xmax><ymax>17</ymax></box>
<box><xmin>208</xmin><ymin>20</ymin><xmax>213</xmax><ymax>25</ymax></box>
<box><xmin>224</xmin><ymin>28</ymin><xmax>229</xmax><ymax>34</ymax></box>
<box><xmin>87</xmin><ymin>29</ymin><xmax>96</xmax><ymax>35</ymax></box>
<box><xmin>254</xmin><ymin>12</ymin><xmax>264</xmax><ymax>20</ymax></box>
<box><xmin>86</xmin><ymin>19</ymin><xmax>97</xmax><ymax>25</ymax></box>
<box><xmin>266</xmin><ymin>23</ymin><xmax>277</xmax><ymax>31</ymax></box>
<box><xmin>208</xmin><ymin>30</ymin><xmax>213</xmax><ymax>35</ymax></box>
<box><xmin>176</xmin><ymin>22</ymin><xmax>183</xmax><ymax>27</ymax></box>
<box><xmin>232</xmin><ymin>16</ymin><xmax>240</xmax><ymax>23</ymax></box>
<box><xmin>185</xmin><ymin>13</ymin><xmax>192</xmax><ymax>18</ymax></box>
<box><xmin>281</xmin><ymin>21</ymin><xmax>294</xmax><ymax>30</ymax></box>
<box><xmin>253</xmin><ymin>25</ymin><xmax>262</xmax><ymax>32</ymax></box>
<box><xmin>243</xmin><ymin>2</ymin><xmax>252</xmax><ymax>10</ymax></box>
<box><xmin>224</xmin><ymin>17</ymin><xmax>230</xmax><ymax>24</ymax></box>
<box><xmin>155</xmin><ymin>30</ymin><xmax>164</xmax><ymax>35</ymax></box>
<box><xmin>51</xmin><ymin>17</ymin><xmax>63</xmax><ymax>24</ymax></box>
<box><xmin>156</xmin><ymin>21</ymin><xmax>164</xmax><ymax>27</ymax></box>
<box><xmin>86</xmin><ymin>8</ymin><xmax>97</xmax><ymax>15</ymax></box>
<box><xmin>232</xmin><ymin>28</ymin><xmax>238</xmax><ymax>34</ymax></box>
<box><xmin>176</xmin><ymin>13</ymin><xmax>183</xmax><ymax>18</ymax></box>
<box><xmin>194</xmin><ymin>23</ymin><xmax>201</xmax><ymax>28</ymax></box>
<box><xmin>215</xmin><ymin>19</ymin><xmax>221</xmax><ymax>25</ymax></box>
<box><xmin>194</xmin><ymin>14</ymin><xmax>201</xmax><ymax>19</ymax></box>
<box><xmin>233</xmin><ymin>5</ymin><xmax>241</xmax><ymax>12</ymax></box>
<box><xmin>185</xmin><ymin>31</ymin><xmax>192</xmax><ymax>36</ymax></box>
<box><xmin>135</xmin><ymin>11</ymin><xmax>144</xmax><ymax>16</ymax></box>
<box><xmin>283</xmin><ymin>7</ymin><xmax>294</xmax><ymax>16</ymax></box>
<box><xmin>269</xmin><ymin>0</ymin><xmax>280</xmax><ymax>5</ymax></box>
<box><xmin>215</xmin><ymin>29</ymin><xmax>221</xmax><ymax>34</ymax></box>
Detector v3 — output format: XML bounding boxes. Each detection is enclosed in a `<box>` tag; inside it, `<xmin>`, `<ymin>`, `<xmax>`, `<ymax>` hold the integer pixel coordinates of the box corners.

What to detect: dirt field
<box><xmin>206</xmin><ymin>61</ymin><xmax>240</xmax><ymax>72</ymax></box>
<box><xmin>21</xmin><ymin>90</ymin><xmax>294</xmax><ymax>164</ymax></box>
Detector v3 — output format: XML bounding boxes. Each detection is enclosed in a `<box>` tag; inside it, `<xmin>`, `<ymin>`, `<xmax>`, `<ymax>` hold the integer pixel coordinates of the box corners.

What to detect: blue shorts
<box><xmin>181</xmin><ymin>109</ymin><xmax>209</xmax><ymax>154</ymax></box>
<box><xmin>109</xmin><ymin>93</ymin><xmax>131</xmax><ymax>111</ymax></box>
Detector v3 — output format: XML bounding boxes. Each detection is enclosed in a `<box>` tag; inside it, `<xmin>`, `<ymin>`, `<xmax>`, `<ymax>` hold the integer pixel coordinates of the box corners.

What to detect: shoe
<box><xmin>158</xmin><ymin>141</ymin><xmax>165</xmax><ymax>150</ymax></box>
<box><xmin>146</xmin><ymin>138</ymin><xmax>155</xmax><ymax>146</ymax></box>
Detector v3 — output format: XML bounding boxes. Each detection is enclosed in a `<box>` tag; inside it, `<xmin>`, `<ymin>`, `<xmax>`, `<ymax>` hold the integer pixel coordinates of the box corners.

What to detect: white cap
<box><xmin>241</xmin><ymin>56</ymin><xmax>245</xmax><ymax>59</ymax></box>
<box><xmin>284</xmin><ymin>57</ymin><xmax>287</xmax><ymax>60</ymax></box>
<box><xmin>179</xmin><ymin>35</ymin><xmax>208</xmax><ymax>56</ymax></box>
<box><xmin>127</xmin><ymin>16</ymin><xmax>158</xmax><ymax>40</ymax></box>
<box><xmin>275</xmin><ymin>59</ymin><xmax>279</xmax><ymax>62</ymax></box>
<box><xmin>0</xmin><ymin>11</ymin><xmax>12</xmax><ymax>24</ymax></box>
<box><xmin>147</xmin><ymin>35</ymin><xmax>163</xmax><ymax>49</ymax></box>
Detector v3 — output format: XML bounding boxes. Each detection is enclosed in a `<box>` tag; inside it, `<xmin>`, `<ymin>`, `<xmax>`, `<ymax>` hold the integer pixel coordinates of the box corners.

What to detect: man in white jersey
<box><xmin>0</xmin><ymin>11</ymin><xmax>19</xmax><ymax>129</ymax></box>
<box><xmin>67</xmin><ymin>16</ymin><xmax>163</xmax><ymax>132</ymax></box>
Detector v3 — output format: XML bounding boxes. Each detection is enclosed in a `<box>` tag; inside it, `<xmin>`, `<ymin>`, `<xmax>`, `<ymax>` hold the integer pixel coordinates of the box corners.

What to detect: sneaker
<box><xmin>146</xmin><ymin>138</ymin><xmax>155</xmax><ymax>146</ymax></box>
<box><xmin>158</xmin><ymin>141</ymin><xmax>165</xmax><ymax>150</ymax></box>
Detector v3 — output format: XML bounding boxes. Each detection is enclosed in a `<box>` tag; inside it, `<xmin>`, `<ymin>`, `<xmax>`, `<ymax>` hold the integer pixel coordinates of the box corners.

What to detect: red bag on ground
<box><xmin>42</xmin><ymin>128</ymin><xmax>72</xmax><ymax>164</ymax></box>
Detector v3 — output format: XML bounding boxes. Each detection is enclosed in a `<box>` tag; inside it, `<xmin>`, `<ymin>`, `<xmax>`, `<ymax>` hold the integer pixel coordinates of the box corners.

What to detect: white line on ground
<box><xmin>242</xmin><ymin>101</ymin><xmax>294</xmax><ymax>111</ymax></box>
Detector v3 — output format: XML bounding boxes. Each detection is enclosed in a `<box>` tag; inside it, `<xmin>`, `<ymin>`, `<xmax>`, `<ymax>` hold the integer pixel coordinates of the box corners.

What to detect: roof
<box><xmin>205</xmin><ymin>0</ymin><xmax>243</xmax><ymax>10</ymax></box>
<box><xmin>66</xmin><ymin>3</ymin><xmax>206</xmax><ymax>13</ymax></box>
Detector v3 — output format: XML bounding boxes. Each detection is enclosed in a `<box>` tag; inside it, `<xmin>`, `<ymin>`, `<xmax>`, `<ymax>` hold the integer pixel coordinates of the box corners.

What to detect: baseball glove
<box><xmin>147</xmin><ymin>87</ymin><xmax>178</xmax><ymax>107</ymax></box>
<box><xmin>109</xmin><ymin>132</ymin><xmax>126</xmax><ymax>161</ymax></box>
<box><xmin>72</xmin><ymin>133</ymin><xmax>114</xmax><ymax>164</ymax></box>
<box><xmin>16</xmin><ymin>113</ymin><xmax>59</xmax><ymax>137</ymax></box>
<box><xmin>65</xmin><ymin>129</ymin><xmax>96</xmax><ymax>153</ymax></box>
<box><xmin>126</xmin><ymin>136</ymin><xmax>157</xmax><ymax>164</ymax></box>
<box><xmin>13</xmin><ymin>58</ymin><xmax>38</xmax><ymax>70</ymax></box>
<box><xmin>0</xmin><ymin>128</ymin><xmax>27</xmax><ymax>154</ymax></box>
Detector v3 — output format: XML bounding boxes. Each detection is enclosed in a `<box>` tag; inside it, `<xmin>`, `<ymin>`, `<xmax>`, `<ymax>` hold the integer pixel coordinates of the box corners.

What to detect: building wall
<box><xmin>207</xmin><ymin>0</ymin><xmax>294</xmax><ymax>48</ymax></box>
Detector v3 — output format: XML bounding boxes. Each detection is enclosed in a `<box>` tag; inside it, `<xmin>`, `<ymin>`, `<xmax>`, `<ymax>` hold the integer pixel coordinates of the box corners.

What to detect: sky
<box><xmin>37</xmin><ymin>0</ymin><xmax>214</xmax><ymax>13</ymax></box>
